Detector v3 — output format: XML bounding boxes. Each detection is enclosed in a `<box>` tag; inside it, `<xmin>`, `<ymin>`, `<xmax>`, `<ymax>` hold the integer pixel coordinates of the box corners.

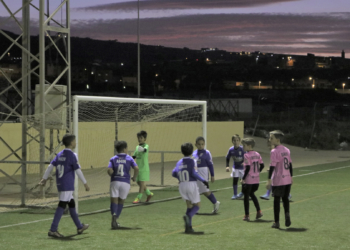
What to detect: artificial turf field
<box><xmin>1</xmin><ymin>160</ymin><xmax>350</xmax><ymax>250</ymax></box>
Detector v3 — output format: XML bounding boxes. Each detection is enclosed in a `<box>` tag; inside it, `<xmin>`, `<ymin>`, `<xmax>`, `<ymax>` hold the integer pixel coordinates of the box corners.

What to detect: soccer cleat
<box><xmin>77</xmin><ymin>224</ymin><xmax>89</xmax><ymax>234</ymax></box>
<box><xmin>288</xmin><ymin>194</ymin><xmax>292</xmax><ymax>201</ymax></box>
<box><xmin>183</xmin><ymin>215</ymin><xmax>190</xmax><ymax>228</ymax></box>
<box><xmin>185</xmin><ymin>226</ymin><xmax>195</xmax><ymax>234</ymax></box>
<box><xmin>48</xmin><ymin>231</ymin><xmax>64</xmax><ymax>238</ymax></box>
<box><xmin>145</xmin><ymin>193</ymin><xmax>154</xmax><ymax>202</ymax></box>
<box><xmin>237</xmin><ymin>192</ymin><xmax>244</xmax><ymax>198</ymax></box>
<box><xmin>256</xmin><ymin>210</ymin><xmax>263</xmax><ymax>220</ymax></box>
<box><xmin>111</xmin><ymin>215</ymin><xmax>120</xmax><ymax>229</ymax></box>
<box><xmin>285</xmin><ymin>212</ymin><xmax>291</xmax><ymax>227</ymax></box>
<box><xmin>271</xmin><ymin>222</ymin><xmax>280</xmax><ymax>229</ymax></box>
<box><xmin>260</xmin><ymin>194</ymin><xmax>270</xmax><ymax>200</ymax></box>
<box><xmin>132</xmin><ymin>198</ymin><xmax>140</xmax><ymax>204</ymax></box>
<box><xmin>212</xmin><ymin>201</ymin><xmax>220</xmax><ymax>214</ymax></box>
<box><xmin>231</xmin><ymin>195</ymin><xmax>238</xmax><ymax>200</ymax></box>
<box><xmin>242</xmin><ymin>215</ymin><xmax>250</xmax><ymax>221</ymax></box>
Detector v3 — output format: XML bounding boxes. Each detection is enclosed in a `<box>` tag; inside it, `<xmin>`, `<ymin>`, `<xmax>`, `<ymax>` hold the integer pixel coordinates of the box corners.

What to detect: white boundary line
<box><xmin>1</xmin><ymin>165</ymin><xmax>349</xmax><ymax>230</ymax></box>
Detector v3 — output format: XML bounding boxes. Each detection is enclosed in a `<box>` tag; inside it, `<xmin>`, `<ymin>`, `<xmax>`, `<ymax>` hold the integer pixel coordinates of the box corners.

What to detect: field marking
<box><xmin>0</xmin><ymin>216</ymin><xmax>64</xmax><ymax>229</ymax></box>
<box><xmin>214</xmin><ymin>165</ymin><xmax>350</xmax><ymax>192</ymax></box>
<box><xmin>161</xmin><ymin>186</ymin><xmax>350</xmax><ymax>237</ymax></box>
<box><xmin>1</xmin><ymin>165</ymin><xmax>349</xmax><ymax>230</ymax></box>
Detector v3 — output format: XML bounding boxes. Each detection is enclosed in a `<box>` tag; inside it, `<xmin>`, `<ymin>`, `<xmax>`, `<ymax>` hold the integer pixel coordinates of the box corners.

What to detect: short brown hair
<box><xmin>241</xmin><ymin>138</ymin><xmax>255</xmax><ymax>148</ymax></box>
<box><xmin>62</xmin><ymin>134</ymin><xmax>75</xmax><ymax>147</ymax></box>
<box><xmin>232</xmin><ymin>134</ymin><xmax>241</xmax><ymax>141</ymax></box>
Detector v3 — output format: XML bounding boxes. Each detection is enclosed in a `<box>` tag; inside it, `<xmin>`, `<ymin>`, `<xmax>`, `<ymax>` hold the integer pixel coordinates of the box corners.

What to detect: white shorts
<box><xmin>196</xmin><ymin>167</ymin><xmax>210</xmax><ymax>194</ymax></box>
<box><xmin>58</xmin><ymin>191</ymin><xmax>74</xmax><ymax>202</ymax></box>
<box><xmin>110</xmin><ymin>181</ymin><xmax>130</xmax><ymax>199</ymax></box>
<box><xmin>179</xmin><ymin>182</ymin><xmax>200</xmax><ymax>204</ymax></box>
<box><xmin>231</xmin><ymin>169</ymin><xmax>244</xmax><ymax>178</ymax></box>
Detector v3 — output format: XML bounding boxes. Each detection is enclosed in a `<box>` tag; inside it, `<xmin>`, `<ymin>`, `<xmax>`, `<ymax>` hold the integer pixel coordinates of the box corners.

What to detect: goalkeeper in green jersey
<box><xmin>132</xmin><ymin>130</ymin><xmax>153</xmax><ymax>203</ymax></box>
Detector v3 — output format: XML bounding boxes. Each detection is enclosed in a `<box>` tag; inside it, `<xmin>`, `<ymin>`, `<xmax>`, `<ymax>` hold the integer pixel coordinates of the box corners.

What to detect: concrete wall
<box><xmin>0</xmin><ymin>121</ymin><xmax>243</xmax><ymax>177</ymax></box>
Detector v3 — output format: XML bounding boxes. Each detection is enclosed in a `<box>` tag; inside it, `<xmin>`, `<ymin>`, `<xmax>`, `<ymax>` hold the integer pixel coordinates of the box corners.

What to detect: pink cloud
<box><xmin>76</xmin><ymin>0</ymin><xmax>298</xmax><ymax>11</ymax></box>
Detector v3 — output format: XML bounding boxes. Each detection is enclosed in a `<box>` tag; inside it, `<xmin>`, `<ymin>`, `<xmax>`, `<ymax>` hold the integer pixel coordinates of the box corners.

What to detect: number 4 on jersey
<box><xmin>117</xmin><ymin>164</ymin><xmax>124</xmax><ymax>176</ymax></box>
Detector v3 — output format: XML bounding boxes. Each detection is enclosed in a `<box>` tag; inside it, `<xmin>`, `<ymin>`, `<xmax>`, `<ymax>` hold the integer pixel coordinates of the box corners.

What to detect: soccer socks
<box><xmin>188</xmin><ymin>206</ymin><xmax>199</xmax><ymax>217</ymax></box>
<box><xmin>116</xmin><ymin>204</ymin><xmax>124</xmax><ymax>218</ymax></box>
<box><xmin>137</xmin><ymin>193</ymin><xmax>143</xmax><ymax>200</ymax></box>
<box><xmin>186</xmin><ymin>206</ymin><xmax>200</xmax><ymax>226</ymax></box>
<box><xmin>207</xmin><ymin>193</ymin><xmax>217</xmax><ymax>204</ymax></box>
<box><xmin>244</xmin><ymin>195</ymin><xmax>250</xmax><ymax>215</ymax></box>
<box><xmin>266</xmin><ymin>189</ymin><xmax>271</xmax><ymax>196</ymax></box>
<box><xmin>233</xmin><ymin>185</ymin><xmax>238</xmax><ymax>196</ymax></box>
<box><xmin>282</xmin><ymin>196</ymin><xmax>290</xmax><ymax>214</ymax></box>
<box><xmin>274</xmin><ymin>196</ymin><xmax>281</xmax><ymax>223</ymax></box>
<box><xmin>250</xmin><ymin>194</ymin><xmax>261</xmax><ymax>212</ymax></box>
<box><xmin>233</xmin><ymin>177</ymin><xmax>239</xmax><ymax>195</ymax></box>
<box><xmin>111</xmin><ymin>203</ymin><xmax>118</xmax><ymax>216</ymax></box>
<box><xmin>69</xmin><ymin>207</ymin><xmax>83</xmax><ymax>229</ymax></box>
<box><xmin>145</xmin><ymin>189</ymin><xmax>151</xmax><ymax>196</ymax></box>
<box><xmin>50</xmin><ymin>206</ymin><xmax>65</xmax><ymax>232</ymax></box>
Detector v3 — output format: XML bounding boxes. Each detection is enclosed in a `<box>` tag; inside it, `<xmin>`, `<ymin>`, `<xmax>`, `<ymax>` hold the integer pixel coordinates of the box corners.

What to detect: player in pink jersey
<box><xmin>266</xmin><ymin>130</ymin><xmax>293</xmax><ymax>229</ymax></box>
<box><xmin>240</xmin><ymin>138</ymin><xmax>264</xmax><ymax>221</ymax></box>
<box><xmin>261</xmin><ymin>138</ymin><xmax>292</xmax><ymax>200</ymax></box>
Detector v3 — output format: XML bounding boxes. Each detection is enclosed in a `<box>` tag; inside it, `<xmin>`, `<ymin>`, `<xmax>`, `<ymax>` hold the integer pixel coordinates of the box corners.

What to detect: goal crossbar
<box><xmin>72</xmin><ymin>95</ymin><xmax>207</xmax><ymax>213</ymax></box>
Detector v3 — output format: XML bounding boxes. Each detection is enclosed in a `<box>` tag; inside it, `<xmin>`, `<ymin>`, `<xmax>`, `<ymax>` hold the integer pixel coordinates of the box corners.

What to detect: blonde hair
<box><xmin>270</xmin><ymin>130</ymin><xmax>284</xmax><ymax>140</ymax></box>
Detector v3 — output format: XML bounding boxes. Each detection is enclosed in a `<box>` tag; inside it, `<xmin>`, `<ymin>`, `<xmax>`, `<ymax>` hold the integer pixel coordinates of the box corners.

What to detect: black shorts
<box><xmin>242</xmin><ymin>183</ymin><xmax>259</xmax><ymax>195</ymax></box>
<box><xmin>272</xmin><ymin>184</ymin><xmax>291</xmax><ymax>197</ymax></box>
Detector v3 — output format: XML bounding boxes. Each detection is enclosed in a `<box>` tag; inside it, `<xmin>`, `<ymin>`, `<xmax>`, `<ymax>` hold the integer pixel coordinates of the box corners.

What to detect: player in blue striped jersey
<box><xmin>226</xmin><ymin>134</ymin><xmax>245</xmax><ymax>199</ymax></box>
<box><xmin>172</xmin><ymin>142</ymin><xmax>209</xmax><ymax>234</ymax></box>
<box><xmin>108</xmin><ymin>141</ymin><xmax>139</xmax><ymax>229</ymax></box>
<box><xmin>192</xmin><ymin>136</ymin><xmax>220</xmax><ymax>213</ymax></box>
<box><xmin>39</xmin><ymin>134</ymin><xmax>90</xmax><ymax>238</ymax></box>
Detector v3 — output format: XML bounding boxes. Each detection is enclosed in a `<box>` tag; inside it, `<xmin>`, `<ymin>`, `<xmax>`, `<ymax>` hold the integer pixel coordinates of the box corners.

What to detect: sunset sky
<box><xmin>1</xmin><ymin>0</ymin><xmax>350</xmax><ymax>57</ymax></box>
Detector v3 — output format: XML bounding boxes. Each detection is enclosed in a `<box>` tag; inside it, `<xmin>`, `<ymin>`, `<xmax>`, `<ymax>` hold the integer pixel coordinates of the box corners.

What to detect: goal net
<box><xmin>72</xmin><ymin>96</ymin><xmax>206</xmax><ymax>212</ymax></box>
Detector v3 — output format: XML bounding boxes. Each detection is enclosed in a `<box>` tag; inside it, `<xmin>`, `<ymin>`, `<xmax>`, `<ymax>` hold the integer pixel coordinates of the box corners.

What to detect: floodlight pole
<box><xmin>21</xmin><ymin>0</ymin><xmax>31</xmax><ymax>206</ymax></box>
<box><xmin>39</xmin><ymin>0</ymin><xmax>46</xmax><ymax>199</ymax></box>
<box><xmin>137</xmin><ymin>0</ymin><xmax>140</xmax><ymax>98</ymax></box>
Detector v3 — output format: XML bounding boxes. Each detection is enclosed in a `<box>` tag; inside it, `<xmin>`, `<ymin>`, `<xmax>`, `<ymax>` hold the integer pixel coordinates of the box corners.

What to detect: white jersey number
<box><xmin>179</xmin><ymin>170</ymin><xmax>189</xmax><ymax>182</ymax></box>
<box><xmin>117</xmin><ymin>164</ymin><xmax>124</xmax><ymax>176</ymax></box>
<box><xmin>57</xmin><ymin>165</ymin><xmax>64</xmax><ymax>178</ymax></box>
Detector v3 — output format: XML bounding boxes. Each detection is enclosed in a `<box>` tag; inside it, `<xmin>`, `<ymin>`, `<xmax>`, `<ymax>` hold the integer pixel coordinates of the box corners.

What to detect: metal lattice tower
<box><xmin>0</xmin><ymin>0</ymin><xmax>71</xmax><ymax>207</ymax></box>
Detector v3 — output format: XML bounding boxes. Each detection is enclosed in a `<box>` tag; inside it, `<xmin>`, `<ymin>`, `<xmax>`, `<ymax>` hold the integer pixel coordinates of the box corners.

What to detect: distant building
<box><xmin>341</xmin><ymin>50</ymin><xmax>345</xmax><ymax>59</ymax></box>
<box><xmin>201</xmin><ymin>48</ymin><xmax>218</xmax><ymax>52</ymax></box>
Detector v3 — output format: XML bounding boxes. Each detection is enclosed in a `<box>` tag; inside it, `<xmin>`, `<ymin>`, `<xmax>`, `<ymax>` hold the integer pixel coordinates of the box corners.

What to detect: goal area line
<box><xmin>0</xmin><ymin>165</ymin><xmax>349</xmax><ymax>229</ymax></box>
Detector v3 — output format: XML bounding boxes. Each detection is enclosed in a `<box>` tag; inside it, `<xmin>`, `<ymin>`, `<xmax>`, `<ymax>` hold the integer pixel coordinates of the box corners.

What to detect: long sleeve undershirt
<box><xmin>259</xmin><ymin>163</ymin><xmax>265</xmax><ymax>172</ymax></box>
<box><xmin>242</xmin><ymin>165</ymin><xmax>250</xmax><ymax>180</ymax></box>
<box><xmin>43</xmin><ymin>164</ymin><xmax>54</xmax><ymax>179</ymax></box>
<box><xmin>76</xmin><ymin>169</ymin><xmax>87</xmax><ymax>184</ymax></box>
<box><xmin>289</xmin><ymin>163</ymin><xmax>293</xmax><ymax>176</ymax></box>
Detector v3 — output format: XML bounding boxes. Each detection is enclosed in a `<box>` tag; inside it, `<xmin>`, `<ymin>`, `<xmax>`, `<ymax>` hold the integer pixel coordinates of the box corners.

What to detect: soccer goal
<box><xmin>72</xmin><ymin>96</ymin><xmax>206</xmax><ymax>212</ymax></box>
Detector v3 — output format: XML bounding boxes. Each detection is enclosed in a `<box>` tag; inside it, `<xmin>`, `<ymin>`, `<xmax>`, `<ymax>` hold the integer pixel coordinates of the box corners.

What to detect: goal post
<box><xmin>72</xmin><ymin>95</ymin><xmax>207</xmax><ymax>213</ymax></box>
